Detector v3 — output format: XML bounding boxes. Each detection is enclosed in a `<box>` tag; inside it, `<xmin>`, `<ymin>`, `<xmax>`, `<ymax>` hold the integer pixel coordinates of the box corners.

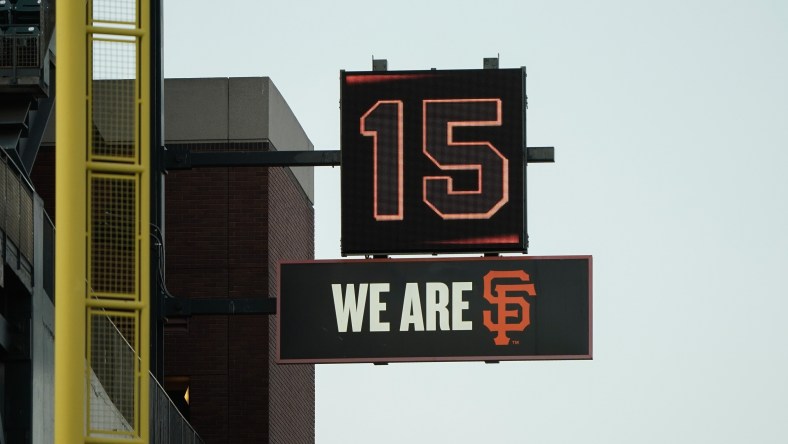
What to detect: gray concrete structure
<box><xmin>164</xmin><ymin>77</ymin><xmax>315</xmax><ymax>203</ymax></box>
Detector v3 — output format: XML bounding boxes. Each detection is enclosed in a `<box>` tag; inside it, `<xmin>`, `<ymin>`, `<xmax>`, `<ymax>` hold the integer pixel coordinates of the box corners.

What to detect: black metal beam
<box><xmin>164</xmin><ymin>146</ymin><xmax>554</xmax><ymax>170</ymax></box>
<box><xmin>20</xmin><ymin>88</ymin><xmax>55</xmax><ymax>175</ymax></box>
<box><xmin>164</xmin><ymin>297</ymin><xmax>277</xmax><ymax>317</ymax></box>
<box><xmin>165</xmin><ymin>147</ymin><xmax>341</xmax><ymax>170</ymax></box>
<box><xmin>150</xmin><ymin>0</ymin><xmax>166</xmax><ymax>383</ymax></box>
<box><xmin>527</xmin><ymin>146</ymin><xmax>555</xmax><ymax>163</ymax></box>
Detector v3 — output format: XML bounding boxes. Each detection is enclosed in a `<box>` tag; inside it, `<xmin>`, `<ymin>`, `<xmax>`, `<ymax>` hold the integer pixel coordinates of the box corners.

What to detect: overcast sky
<box><xmin>163</xmin><ymin>1</ymin><xmax>788</xmax><ymax>442</ymax></box>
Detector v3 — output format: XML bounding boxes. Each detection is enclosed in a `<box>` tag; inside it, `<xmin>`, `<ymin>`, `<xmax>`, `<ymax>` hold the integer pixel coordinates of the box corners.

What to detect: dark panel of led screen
<box><xmin>278</xmin><ymin>255</ymin><xmax>592</xmax><ymax>364</ymax></box>
<box><xmin>341</xmin><ymin>68</ymin><xmax>526</xmax><ymax>255</ymax></box>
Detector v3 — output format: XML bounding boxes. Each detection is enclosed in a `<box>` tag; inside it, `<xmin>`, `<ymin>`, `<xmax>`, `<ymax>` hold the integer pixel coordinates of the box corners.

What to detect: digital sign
<box><xmin>277</xmin><ymin>256</ymin><xmax>592</xmax><ymax>364</ymax></box>
<box><xmin>341</xmin><ymin>68</ymin><xmax>527</xmax><ymax>255</ymax></box>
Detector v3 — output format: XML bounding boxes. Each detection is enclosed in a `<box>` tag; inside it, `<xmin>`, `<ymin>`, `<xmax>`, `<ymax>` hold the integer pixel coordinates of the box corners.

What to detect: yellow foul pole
<box><xmin>55</xmin><ymin>0</ymin><xmax>150</xmax><ymax>442</ymax></box>
<box><xmin>54</xmin><ymin>1</ymin><xmax>88</xmax><ymax>443</ymax></box>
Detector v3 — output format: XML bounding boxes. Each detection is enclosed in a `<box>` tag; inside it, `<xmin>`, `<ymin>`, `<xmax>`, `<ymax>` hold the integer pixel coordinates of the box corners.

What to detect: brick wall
<box><xmin>267</xmin><ymin>167</ymin><xmax>315</xmax><ymax>444</ymax></box>
<box><xmin>165</xmin><ymin>163</ymin><xmax>234</xmax><ymax>443</ymax></box>
<box><xmin>165</xmin><ymin>158</ymin><xmax>315</xmax><ymax>444</ymax></box>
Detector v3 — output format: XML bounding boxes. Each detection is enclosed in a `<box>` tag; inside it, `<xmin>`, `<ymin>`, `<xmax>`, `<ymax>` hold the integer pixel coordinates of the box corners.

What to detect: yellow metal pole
<box><xmin>139</xmin><ymin>0</ymin><xmax>152</xmax><ymax>440</ymax></box>
<box><xmin>54</xmin><ymin>1</ymin><xmax>87</xmax><ymax>443</ymax></box>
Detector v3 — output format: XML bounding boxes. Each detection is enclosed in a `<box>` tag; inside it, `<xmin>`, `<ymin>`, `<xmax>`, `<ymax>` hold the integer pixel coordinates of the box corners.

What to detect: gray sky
<box><xmin>164</xmin><ymin>1</ymin><xmax>788</xmax><ymax>442</ymax></box>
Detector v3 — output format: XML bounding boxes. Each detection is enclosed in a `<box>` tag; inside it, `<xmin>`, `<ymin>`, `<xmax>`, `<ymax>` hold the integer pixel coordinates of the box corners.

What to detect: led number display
<box><xmin>341</xmin><ymin>68</ymin><xmax>526</xmax><ymax>255</ymax></box>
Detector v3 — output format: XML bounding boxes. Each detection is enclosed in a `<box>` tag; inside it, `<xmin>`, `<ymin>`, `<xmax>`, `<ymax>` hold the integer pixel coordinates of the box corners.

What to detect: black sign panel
<box><xmin>340</xmin><ymin>68</ymin><xmax>527</xmax><ymax>255</ymax></box>
<box><xmin>278</xmin><ymin>256</ymin><xmax>591</xmax><ymax>364</ymax></box>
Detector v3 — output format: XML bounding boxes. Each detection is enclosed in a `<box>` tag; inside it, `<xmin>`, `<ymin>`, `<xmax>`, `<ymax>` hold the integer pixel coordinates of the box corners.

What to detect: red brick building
<box><xmin>161</xmin><ymin>77</ymin><xmax>316</xmax><ymax>443</ymax></box>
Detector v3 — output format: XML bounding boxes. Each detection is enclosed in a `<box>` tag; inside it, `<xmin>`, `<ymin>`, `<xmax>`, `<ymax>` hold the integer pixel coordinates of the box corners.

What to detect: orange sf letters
<box><xmin>482</xmin><ymin>270</ymin><xmax>536</xmax><ymax>345</ymax></box>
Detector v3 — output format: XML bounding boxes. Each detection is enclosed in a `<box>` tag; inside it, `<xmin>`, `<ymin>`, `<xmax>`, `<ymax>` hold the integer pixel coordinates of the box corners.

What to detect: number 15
<box><xmin>360</xmin><ymin>98</ymin><xmax>509</xmax><ymax>221</ymax></box>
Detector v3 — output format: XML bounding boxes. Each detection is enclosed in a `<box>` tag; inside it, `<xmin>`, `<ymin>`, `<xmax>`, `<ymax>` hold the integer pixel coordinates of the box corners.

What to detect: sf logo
<box><xmin>482</xmin><ymin>270</ymin><xmax>536</xmax><ymax>346</ymax></box>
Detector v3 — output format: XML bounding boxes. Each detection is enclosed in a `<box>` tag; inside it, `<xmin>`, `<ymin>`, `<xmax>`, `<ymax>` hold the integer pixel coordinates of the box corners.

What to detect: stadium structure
<box><xmin>0</xmin><ymin>1</ymin><xmax>316</xmax><ymax>442</ymax></box>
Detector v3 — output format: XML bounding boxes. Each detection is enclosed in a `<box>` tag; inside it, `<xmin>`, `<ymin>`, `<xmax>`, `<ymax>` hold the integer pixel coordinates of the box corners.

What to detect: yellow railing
<box><xmin>55</xmin><ymin>0</ymin><xmax>150</xmax><ymax>442</ymax></box>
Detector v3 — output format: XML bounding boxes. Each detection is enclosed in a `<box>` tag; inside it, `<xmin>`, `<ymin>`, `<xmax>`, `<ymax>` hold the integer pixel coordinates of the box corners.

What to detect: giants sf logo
<box><xmin>483</xmin><ymin>270</ymin><xmax>536</xmax><ymax>345</ymax></box>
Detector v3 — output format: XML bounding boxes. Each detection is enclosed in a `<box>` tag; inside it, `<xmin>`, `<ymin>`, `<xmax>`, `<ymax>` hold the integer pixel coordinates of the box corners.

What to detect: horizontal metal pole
<box><xmin>526</xmin><ymin>146</ymin><xmax>555</xmax><ymax>163</ymax></box>
<box><xmin>87</xmin><ymin>25</ymin><xmax>145</xmax><ymax>37</ymax></box>
<box><xmin>86</xmin><ymin>298</ymin><xmax>145</xmax><ymax>310</ymax></box>
<box><xmin>165</xmin><ymin>148</ymin><xmax>340</xmax><ymax>169</ymax></box>
<box><xmin>164</xmin><ymin>297</ymin><xmax>277</xmax><ymax>316</ymax></box>
<box><xmin>85</xmin><ymin>436</ymin><xmax>144</xmax><ymax>444</ymax></box>
<box><xmin>87</xmin><ymin>161</ymin><xmax>145</xmax><ymax>174</ymax></box>
<box><xmin>165</xmin><ymin>146</ymin><xmax>554</xmax><ymax>169</ymax></box>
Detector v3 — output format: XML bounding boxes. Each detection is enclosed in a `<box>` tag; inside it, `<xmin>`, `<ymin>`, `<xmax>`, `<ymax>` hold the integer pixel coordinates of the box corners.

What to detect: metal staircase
<box><xmin>0</xmin><ymin>89</ymin><xmax>53</xmax><ymax>175</ymax></box>
<box><xmin>0</xmin><ymin>0</ymin><xmax>55</xmax><ymax>178</ymax></box>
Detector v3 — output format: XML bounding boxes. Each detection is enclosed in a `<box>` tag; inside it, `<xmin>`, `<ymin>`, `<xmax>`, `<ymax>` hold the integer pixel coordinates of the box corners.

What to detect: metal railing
<box><xmin>0</xmin><ymin>0</ymin><xmax>53</xmax><ymax>92</ymax></box>
<box><xmin>0</xmin><ymin>152</ymin><xmax>34</xmax><ymax>284</ymax></box>
<box><xmin>90</xmin><ymin>307</ymin><xmax>204</xmax><ymax>443</ymax></box>
<box><xmin>0</xmin><ymin>26</ymin><xmax>40</xmax><ymax>68</ymax></box>
<box><xmin>150</xmin><ymin>376</ymin><xmax>204</xmax><ymax>444</ymax></box>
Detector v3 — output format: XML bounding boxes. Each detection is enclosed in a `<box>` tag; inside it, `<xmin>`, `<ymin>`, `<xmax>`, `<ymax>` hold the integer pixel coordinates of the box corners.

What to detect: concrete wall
<box><xmin>31</xmin><ymin>197</ymin><xmax>54</xmax><ymax>444</ymax></box>
<box><xmin>164</xmin><ymin>77</ymin><xmax>314</xmax><ymax>203</ymax></box>
<box><xmin>164</xmin><ymin>160</ymin><xmax>315</xmax><ymax>444</ymax></box>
